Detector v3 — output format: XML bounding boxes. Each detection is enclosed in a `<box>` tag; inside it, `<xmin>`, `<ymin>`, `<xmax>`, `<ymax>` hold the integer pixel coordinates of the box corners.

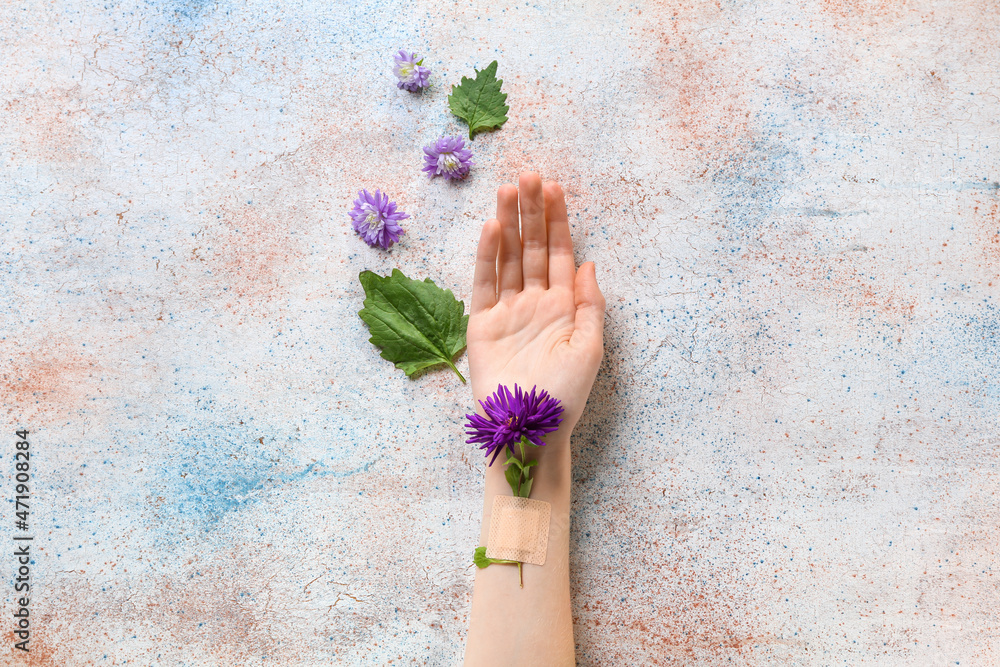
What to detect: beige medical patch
<box><xmin>485</xmin><ymin>495</ymin><xmax>551</xmax><ymax>566</ymax></box>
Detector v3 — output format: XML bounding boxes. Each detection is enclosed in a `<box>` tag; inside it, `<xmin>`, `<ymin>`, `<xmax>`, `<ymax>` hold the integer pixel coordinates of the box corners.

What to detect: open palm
<box><xmin>468</xmin><ymin>173</ymin><xmax>605</xmax><ymax>432</ymax></box>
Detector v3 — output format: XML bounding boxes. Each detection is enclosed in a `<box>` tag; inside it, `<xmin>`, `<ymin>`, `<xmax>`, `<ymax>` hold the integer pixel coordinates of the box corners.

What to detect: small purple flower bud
<box><xmin>422</xmin><ymin>136</ymin><xmax>474</xmax><ymax>180</ymax></box>
<box><xmin>348</xmin><ymin>189</ymin><xmax>408</xmax><ymax>250</ymax></box>
<box><xmin>393</xmin><ymin>50</ymin><xmax>431</xmax><ymax>92</ymax></box>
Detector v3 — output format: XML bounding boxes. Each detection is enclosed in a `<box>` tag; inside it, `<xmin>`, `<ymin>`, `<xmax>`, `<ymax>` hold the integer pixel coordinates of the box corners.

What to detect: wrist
<box><xmin>478</xmin><ymin>433</ymin><xmax>572</xmax><ymax>546</ymax></box>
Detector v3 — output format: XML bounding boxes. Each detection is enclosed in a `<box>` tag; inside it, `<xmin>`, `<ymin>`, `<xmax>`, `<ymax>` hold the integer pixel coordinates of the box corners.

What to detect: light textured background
<box><xmin>2</xmin><ymin>0</ymin><xmax>999</xmax><ymax>664</ymax></box>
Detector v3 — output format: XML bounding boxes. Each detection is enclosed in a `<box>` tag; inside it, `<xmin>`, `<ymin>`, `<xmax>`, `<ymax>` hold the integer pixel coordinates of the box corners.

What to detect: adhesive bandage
<box><xmin>485</xmin><ymin>495</ymin><xmax>551</xmax><ymax>566</ymax></box>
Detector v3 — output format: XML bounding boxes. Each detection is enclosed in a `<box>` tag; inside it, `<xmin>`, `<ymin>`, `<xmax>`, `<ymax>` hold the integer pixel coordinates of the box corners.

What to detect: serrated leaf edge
<box><xmin>449</xmin><ymin>60</ymin><xmax>509</xmax><ymax>139</ymax></box>
<box><xmin>358</xmin><ymin>270</ymin><xmax>467</xmax><ymax>380</ymax></box>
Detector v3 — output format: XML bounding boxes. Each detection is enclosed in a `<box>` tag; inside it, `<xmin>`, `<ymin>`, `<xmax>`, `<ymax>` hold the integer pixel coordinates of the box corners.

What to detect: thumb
<box><xmin>571</xmin><ymin>261</ymin><xmax>606</xmax><ymax>349</ymax></box>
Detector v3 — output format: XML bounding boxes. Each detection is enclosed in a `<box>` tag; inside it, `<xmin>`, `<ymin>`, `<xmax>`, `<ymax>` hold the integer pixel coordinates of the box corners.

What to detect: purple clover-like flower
<box><xmin>348</xmin><ymin>189</ymin><xmax>408</xmax><ymax>250</ymax></box>
<box><xmin>422</xmin><ymin>136</ymin><xmax>474</xmax><ymax>180</ymax></box>
<box><xmin>465</xmin><ymin>384</ymin><xmax>564</xmax><ymax>466</ymax></box>
<box><xmin>393</xmin><ymin>50</ymin><xmax>431</xmax><ymax>92</ymax></box>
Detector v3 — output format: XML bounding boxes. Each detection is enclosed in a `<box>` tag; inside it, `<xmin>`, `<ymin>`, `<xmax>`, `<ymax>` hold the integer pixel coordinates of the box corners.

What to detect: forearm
<box><xmin>464</xmin><ymin>431</ymin><xmax>575</xmax><ymax>666</ymax></box>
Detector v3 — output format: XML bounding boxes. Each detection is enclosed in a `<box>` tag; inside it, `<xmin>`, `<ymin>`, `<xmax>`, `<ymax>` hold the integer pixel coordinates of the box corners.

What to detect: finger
<box><xmin>544</xmin><ymin>181</ymin><xmax>574</xmax><ymax>291</ymax></box>
<box><xmin>570</xmin><ymin>262</ymin><xmax>606</xmax><ymax>349</ymax></box>
<box><xmin>519</xmin><ymin>172</ymin><xmax>547</xmax><ymax>289</ymax></box>
<box><xmin>496</xmin><ymin>184</ymin><xmax>522</xmax><ymax>298</ymax></box>
<box><xmin>471</xmin><ymin>218</ymin><xmax>500</xmax><ymax>313</ymax></box>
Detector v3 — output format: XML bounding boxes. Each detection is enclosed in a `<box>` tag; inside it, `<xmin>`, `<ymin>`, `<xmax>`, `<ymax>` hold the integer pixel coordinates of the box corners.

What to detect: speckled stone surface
<box><xmin>2</xmin><ymin>0</ymin><xmax>998</xmax><ymax>664</ymax></box>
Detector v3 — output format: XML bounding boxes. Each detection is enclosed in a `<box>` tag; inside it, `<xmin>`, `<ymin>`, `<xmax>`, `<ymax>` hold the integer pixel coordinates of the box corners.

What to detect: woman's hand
<box><xmin>468</xmin><ymin>172</ymin><xmax>605</xmax><ymax>435</ymax></box>
<box><xmin>464</xmin><ymin>172</ymin><xmax>604</xmax><ymax>666</ymax></box>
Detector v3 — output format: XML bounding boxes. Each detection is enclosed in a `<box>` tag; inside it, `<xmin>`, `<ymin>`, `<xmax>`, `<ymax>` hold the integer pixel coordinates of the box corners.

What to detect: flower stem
<box><xmin>518</xmin><ymin>562</ymin><xmax>523</xmax><ymax>588</ymax></box>
<box><xmin>517</xmin><ymin>437</ymin><xmax>526</xmax><ymax>498</ymax></box>
<box><xmin>446</xmin><ymin>360</ymin><xmax>466</xmax><ymax>383</ymax></box>
<box><xmin>517</xmin><ymin>438</ymin><xmax>531</xmax><ymax>498</ymax></box>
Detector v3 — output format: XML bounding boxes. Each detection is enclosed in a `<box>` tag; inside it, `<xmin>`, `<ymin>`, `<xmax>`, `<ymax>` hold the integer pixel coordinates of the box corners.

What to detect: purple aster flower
<box><xmin>393</xmin><ymin>50</ymin><xmax>431</xmax><ymax>92</ymax></box>
<box><xmin>348</xmin><ymin>189</ymin><xmax>408</xmax><ymax>250</ymax></box>
<box><xmin>465</xmin><ymin>384</ymin><xmax>564</xmax><ymax>466</ymax></box>
<box><xmin>422</xmin><ymin>136</ymin><xmax>474</xmax><ymax>180</ymax></box>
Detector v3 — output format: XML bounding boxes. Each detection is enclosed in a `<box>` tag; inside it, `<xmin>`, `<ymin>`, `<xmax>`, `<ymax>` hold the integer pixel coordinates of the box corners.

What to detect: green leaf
<box><xmin>520</xmin><ymin>476</ymin><xmax>533</xmax><ymax>498</ymax></box>
<box><xmin>448</xmin><ymin>60</ymin><xmax>509</xmax><ymax>140</ymax></box>
<box><xmin>358</xmin><ymin>269</ymin><xmax>468</xmax><ymax>382</ymax></box>
<box><xmin>505</xmin><ymin>464</ymin><xmax>521</xmax><ymax>497</ymax></box>
<box><xmin>504</xmin><ymin>454</ymin><xmax>526</xmax><ymax>472</ymax></box>
<box><xmin>473</xmin><ymin>546</ymin><xmax>519</xmax><ymax>568</ymax></box>
<box><xmin>522</xmin><ymin>459</ymin><xmax>538</xmax><ymax>469</ymax></box>
<box><xmin>473</xmin><ymin>546</ymin><xmax>491</xmax><ymax>568</ymax></box>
